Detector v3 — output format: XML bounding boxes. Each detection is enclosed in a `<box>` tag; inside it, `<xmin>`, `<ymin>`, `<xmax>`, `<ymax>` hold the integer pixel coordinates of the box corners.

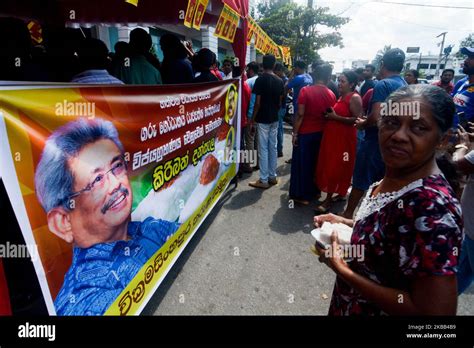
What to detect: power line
<box><xmin>377</xmin><ymin>1</ymin><xmax>474</xmax><ymax>10</ymax></box>
<box><xmin>373</xmin><ymin>12</ymin><xmax>473</xmax><ymax>32</ymax></box>
<box><xmin>335</xmin><ymin>2</ymin><xmax>356</xmax><ymax>15</ymax></box>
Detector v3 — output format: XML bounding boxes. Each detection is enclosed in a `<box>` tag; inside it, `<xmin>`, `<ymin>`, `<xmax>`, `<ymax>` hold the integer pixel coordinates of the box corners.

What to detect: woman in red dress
<box><xmin>315</xmin><ymin>70</ymin><xmax>363</xmax><ymax>213</ymax></box>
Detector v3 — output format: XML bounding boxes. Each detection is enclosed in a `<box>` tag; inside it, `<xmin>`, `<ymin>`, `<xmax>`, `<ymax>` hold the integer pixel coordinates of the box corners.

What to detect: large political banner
<box><xmin>0</xmin><ymin>80</ymin><xmax>240</xmax><ymax>316</ymax></box>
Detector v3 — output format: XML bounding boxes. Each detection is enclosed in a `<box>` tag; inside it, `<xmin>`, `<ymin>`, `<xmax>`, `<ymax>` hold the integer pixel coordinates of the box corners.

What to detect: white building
<box><xmin>351</xmin><ymin>59</ymin><xmax>369</xmax><ymax>69</ymax></box>
<box><xmin>404</xmin><ymin>54</ymin><xmax>463</xmax><ymax>79</ymax></box>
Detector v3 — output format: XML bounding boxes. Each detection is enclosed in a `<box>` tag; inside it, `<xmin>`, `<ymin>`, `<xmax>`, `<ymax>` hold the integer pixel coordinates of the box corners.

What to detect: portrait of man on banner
<box><xmin>34</xmin><ymin>118</ymin><xmax>180</xmax><ymax>315</ymax></box>
<box><xmin>225</xmin><ymin>83</ymin><xmax>238</xmax><ymax>124</ymax></box>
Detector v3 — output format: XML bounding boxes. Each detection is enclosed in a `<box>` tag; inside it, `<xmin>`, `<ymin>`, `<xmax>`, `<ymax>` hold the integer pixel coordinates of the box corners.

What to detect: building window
<box><xmin>192</xmin><ymin>39</ymin><xmax>202</xmax><ymax>52</ymax></box>
<box><xmin>418</xmin><ymin>63</ymin><xmax>429</xmax><ymax>69</ymax></box>
<box><xmin>440</xmin><ymin>64</ymin><xmax>445</xmax><ymax>69</ymax></box>
<box><xmin>430</xmin><ymin>64</ymin><xmax>437</xmax><ymax>69</ymax></box>
<box><xmin>108</xmin><ymin>27</ymin><xmax>119</xmax><ymax>51</ymax></box>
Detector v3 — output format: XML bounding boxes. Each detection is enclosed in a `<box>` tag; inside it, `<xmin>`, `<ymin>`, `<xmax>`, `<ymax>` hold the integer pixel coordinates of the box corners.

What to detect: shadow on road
<box><xmin>277</xmin><ymin>163</ymin><xmax>291</xmax><ymax>178</ymax></box>
<box><xmin>222</xmin><ymin>184</ymin><xmax>264</xmax><ymax>210</ymax></box>
<box><xmin>268</xmin><ymin>192</ymin><xmax>315</xmax><ymax>235</ymax></box>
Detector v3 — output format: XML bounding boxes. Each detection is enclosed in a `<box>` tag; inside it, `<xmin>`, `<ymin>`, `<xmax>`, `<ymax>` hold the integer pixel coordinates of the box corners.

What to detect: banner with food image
<box><xmin>0</xmin><ymin>80</ymin><xmax>240</xmax><ymax>316</ymax></box>
<box><xmin>214</xmin><ymin>3</ymin><xmax>240</xmax><ymax>43</ymax></box>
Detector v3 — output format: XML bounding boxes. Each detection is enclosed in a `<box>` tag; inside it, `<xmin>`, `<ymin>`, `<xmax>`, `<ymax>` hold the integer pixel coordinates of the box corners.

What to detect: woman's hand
<box><xmin>315</xmin><ymin>231</ymin><xmax>349</xmax><ymax>274</ymax></box>
<box><xmin>292</xmin><ymin>133</ymin><xmax>298</xmax><ymax>147</ymax></box>
<box><xmin>313</xmin><ymin>213</ymin><xmax>345</xmax><ymax>227</ymax></box>
<box><xmin>468</xmin><ymin>122</ymin><xmax>474</xmax><ymax>141</ymax></box>
<box><xmin>457</xmin><ymin>125</ymin><xmax>471</xmax><ymax>147</ymax></box>
<box><xmin>354</xmin><ymin>117</ymin><xmax>367</xmax><ymax>130</ymax></box>
<box><xmin>324</xmin><ymin>108</ymin><xmax>337</xmax><ymax>120</ymax></box>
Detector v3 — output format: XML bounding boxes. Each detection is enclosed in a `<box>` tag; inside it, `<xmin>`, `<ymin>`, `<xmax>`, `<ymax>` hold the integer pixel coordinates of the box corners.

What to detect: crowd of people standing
<box><xmin>0</xmin><ymin>17</ymin><xmax>247</xmax><ymax>86</ymax></box>
<box><xmin>242</xmin><ymin>46</ymin><xmax>474</xmax><ymax>316</ymax></box>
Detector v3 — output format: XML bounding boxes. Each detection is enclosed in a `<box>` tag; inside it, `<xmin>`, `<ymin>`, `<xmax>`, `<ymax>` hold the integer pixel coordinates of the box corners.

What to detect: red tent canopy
<box><xmin>58</xmin><ymin>0</ymin><xmax>221</xmax><ymax>25</ymax></box>
<box><xmin>0</xmin><ymin>0</ymin><xmax>250</xmax><ymax>71</ymax></box>
<box><xmin>0</xmin><ymin>0</ymin><xmax>248</xmax><ymax>26</ymax></box>
<box><xmin>223</xmin><ymin>0</ymin><xmax>249</xmax><ymax>73</ymax></box>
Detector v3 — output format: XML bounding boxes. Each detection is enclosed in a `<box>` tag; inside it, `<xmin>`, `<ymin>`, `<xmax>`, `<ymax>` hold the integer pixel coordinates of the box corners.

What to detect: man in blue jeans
<box><xmin>249</xmin><ymin>54</ymin><xmax>284</xmax><ymax>189</ymax></box>
<box><xmin>274</xmin><ymin>62</ymin><xmax>289</xmax><ymax>157</ymax></box>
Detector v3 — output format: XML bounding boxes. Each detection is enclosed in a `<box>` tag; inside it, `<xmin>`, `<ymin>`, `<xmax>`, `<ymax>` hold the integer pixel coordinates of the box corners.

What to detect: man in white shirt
<box><xmin>222</xmin><ymin>59</ymin><xmax>234</xmax><ymax>80</ymax></box>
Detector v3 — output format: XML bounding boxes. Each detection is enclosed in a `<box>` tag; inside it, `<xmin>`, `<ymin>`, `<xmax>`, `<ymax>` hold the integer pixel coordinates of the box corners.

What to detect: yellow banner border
<box><xmin>105</xmin><ymin>163</ymin><xmax>237</xmax><ymax>315</ymax></box>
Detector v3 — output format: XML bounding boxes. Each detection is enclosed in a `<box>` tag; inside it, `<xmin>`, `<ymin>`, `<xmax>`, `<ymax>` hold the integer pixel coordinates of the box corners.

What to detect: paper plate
<box><xmin>311</xmin><ymin>222</ymin><xmax>353</xmax><ymax>245</ymax></box>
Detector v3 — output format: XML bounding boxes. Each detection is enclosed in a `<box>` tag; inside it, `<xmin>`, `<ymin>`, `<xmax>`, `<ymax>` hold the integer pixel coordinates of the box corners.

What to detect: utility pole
<box><xmin>444</xmin><ymin>45</ymin><xmax>454</xmax><ymax>69</ymax></box>
<box><xmin>435</xmin><ymin>32</ymin><xmax>447</xmax><ymax>78</ymax></box>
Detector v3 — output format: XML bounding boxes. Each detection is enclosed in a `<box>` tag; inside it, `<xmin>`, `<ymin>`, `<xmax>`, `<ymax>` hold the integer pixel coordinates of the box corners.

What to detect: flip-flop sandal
<box><xmin>313</xmin><ymin>205</ymin><xmax>329</xmax><ymax>215</ymax></box>
<box><xmin>332</xmin><ymin>195</ymin><xmax>346</xmax><ymax>202</ymax></box>
<box><xmin>293</xmin><ymin>198</ymin><xmax>310</xmax><ymax>206</ymax></box>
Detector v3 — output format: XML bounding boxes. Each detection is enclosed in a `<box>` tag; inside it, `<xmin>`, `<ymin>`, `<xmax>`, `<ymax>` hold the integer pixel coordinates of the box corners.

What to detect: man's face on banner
<box><xmin>67</xmin><ymin>139</ymin><xmax>132</xmax><ymax>246</ymax></box>
<box><xmin>227</xmin><ymin>88</ymin><xmax>237</xmax><ymax>121</ymax></box>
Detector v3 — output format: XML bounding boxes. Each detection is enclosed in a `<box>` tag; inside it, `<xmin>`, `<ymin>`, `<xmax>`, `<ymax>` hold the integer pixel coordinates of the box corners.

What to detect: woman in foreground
<box><xmin>315</xmin><ymin>84</ymin><xmax>463</xmax><ymax>315</ymax></box>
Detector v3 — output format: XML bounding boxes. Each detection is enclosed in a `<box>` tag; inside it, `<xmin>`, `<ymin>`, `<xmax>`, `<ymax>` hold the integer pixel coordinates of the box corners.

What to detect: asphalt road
<box><xmin>143</xmin><ymin>124</ymin><xmax>474</xmax><ymax>316</ymax></box>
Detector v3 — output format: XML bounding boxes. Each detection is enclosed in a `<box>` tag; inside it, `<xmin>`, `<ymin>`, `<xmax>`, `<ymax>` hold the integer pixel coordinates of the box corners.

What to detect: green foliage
<box><xmin>456</xmin><ymin>33</ymin><xmax>474</xmax><ymax>58</ymax></box>
<box><xmin>255</xmin><ymin>1</ymin><xmax>349</xmax><ymax>65</ymax></box>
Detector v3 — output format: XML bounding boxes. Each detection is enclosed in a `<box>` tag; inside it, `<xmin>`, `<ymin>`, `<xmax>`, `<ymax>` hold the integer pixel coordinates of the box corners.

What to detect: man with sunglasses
<box><xmin>35</xmin><ymin>118</ymin><xmax>179</xmax><ymax>315</ymax></box>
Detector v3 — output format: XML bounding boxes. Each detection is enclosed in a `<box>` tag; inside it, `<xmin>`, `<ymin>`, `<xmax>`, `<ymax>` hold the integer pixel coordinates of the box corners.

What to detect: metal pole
<box><xmin>435</xmin><ymin>32</ymin><xmax>447</xmax><ymax>78</ymax></box>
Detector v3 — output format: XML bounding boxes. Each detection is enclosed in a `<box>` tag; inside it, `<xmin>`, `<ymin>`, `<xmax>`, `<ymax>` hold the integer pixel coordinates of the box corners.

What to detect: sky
<box><xmin>263</xmin><ymin>0</ymin><xmax>474</xmax><ymax>72</ymax></box>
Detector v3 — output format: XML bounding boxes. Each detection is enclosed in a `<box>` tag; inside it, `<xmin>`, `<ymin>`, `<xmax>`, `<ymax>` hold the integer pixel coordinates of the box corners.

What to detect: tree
<box><xmin>256</xmin><ymin>1</ymin><xmax>349</xmax><ymax>64</ymax></box>
<box><xmin>456</xmin><ymin>33</ymin><xmax>474</xmax><ymax>58</ymax></box>
<box><xmin>371</xmin><ymin>45</ymin><xmax>392</xmax><ymax>71</ymax></box>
